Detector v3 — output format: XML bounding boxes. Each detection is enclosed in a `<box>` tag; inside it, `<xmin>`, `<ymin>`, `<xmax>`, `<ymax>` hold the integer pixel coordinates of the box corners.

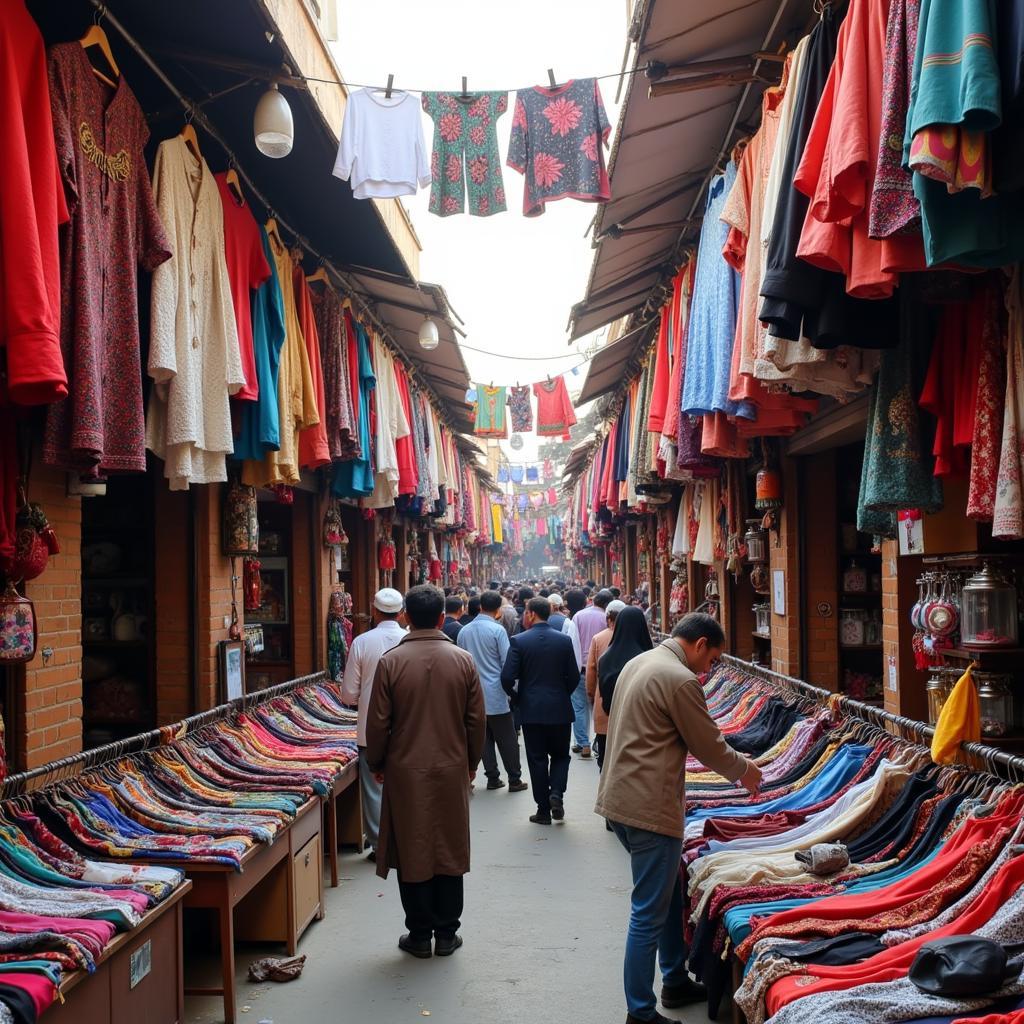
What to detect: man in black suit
<box><xmin>501</xmin><ymin>597</ymin><xmax>580</xmax><ymax>825</ymax></box>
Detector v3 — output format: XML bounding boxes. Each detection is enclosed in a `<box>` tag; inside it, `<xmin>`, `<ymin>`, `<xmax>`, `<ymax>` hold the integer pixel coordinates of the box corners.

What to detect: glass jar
<box><xmin>753</xmin><ymin>603</ymin><xmax>770</xmax><ymax>636</ymax></box>
<box><xmin>864</xmin><ymin>611</ymin><xmax>882</xmax><ymax>646</ymax></box>
<box><xmin>744</xmin><ymin>519</ymin><xmax>766</xmax><ymax>563</ymax></box>
<box><xmin>840</xmin><ymin>608</ymin><xmax>865</xmax><ymax>647</ymax></box>
<box><xmin>961</xmin><ymin>563</ymin><xmax>1018</xmax><ymax>647</ymax></box>
<box><xmin>926</xmin><ymin>668</ymin><xmax>954</xmax><ymax>725</ymax></box>
<box><xmin>976</xmin><ymin>672</ymin><xmax>1013</xmax><ymax>737</ymax></box>
<box><xmin>843</xmin><ymin>560</ymin><xmax>868</xmax><ymax>594</ymax></box>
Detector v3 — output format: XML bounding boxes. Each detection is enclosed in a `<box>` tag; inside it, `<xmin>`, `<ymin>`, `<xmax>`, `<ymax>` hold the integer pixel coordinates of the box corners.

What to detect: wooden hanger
<box><xmin>224</xmin><ymin>166</ymin><xmax>244</xmax><ymax>204</ymax></box>
<box><xmin>79</xmin><ymin>19</ymin><xmax>120</xmax><ymax>89</ymax></box>
<box><xmin>306</xmin><ymin>261</ymin><xmax>331</xmax><ymax>286</ymax></box>
<box><xmin>265</xmin><ymin>217</ymin><xmax>284</xmax><ymax>249</ymax></box>
<box><xmin>180</xmin><ymin>115</ymin><xmax>202</xmax><ymax>162</ymax></box>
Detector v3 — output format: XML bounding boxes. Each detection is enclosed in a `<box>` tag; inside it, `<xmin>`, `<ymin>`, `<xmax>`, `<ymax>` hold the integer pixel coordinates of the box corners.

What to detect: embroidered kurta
<box><xmin>292</xmin><ymin>268</ymin><xmax>329</xmax><ymax>470</ymax></box>
<box><xmin>310</xmin><ymin>287</ymin><xmax>358</xmax><ymax>460</ymax></box>
<box><xmin>242</xmin><ymin>229</ymin><xmax>318</xmax><ymax>488</ymax></box>
<box><xmin>44</xmin><ymin>43</ymin><xmax>171</xmax><ymax>474</ymax></box>
<box><xmin>145</xmin><ymin>137</ymin><xmax>243</xmax><ymax>489</ymax></box>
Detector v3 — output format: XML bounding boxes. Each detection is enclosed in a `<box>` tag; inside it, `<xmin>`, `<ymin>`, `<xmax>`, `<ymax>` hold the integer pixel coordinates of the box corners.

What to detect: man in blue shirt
<box><xmin>457</xmin><ymin>590</ymin><xmax>528</xmax><ymax>793</ymax></box>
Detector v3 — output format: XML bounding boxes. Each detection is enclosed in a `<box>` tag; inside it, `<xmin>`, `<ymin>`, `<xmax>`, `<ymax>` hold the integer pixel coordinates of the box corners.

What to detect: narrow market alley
<box><xmin>188</xmin><ymin>758</ymin><xmax>704</xmax><ymax>1024</ymax></box>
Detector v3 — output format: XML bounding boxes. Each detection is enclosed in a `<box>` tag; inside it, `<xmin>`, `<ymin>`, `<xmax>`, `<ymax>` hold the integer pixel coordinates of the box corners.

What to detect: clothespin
<box><xmin>547</xmin><ymin>68</ymin><xmax>557</xmax><ymax>88</ymax></box>
<box><xmin>385</xmin><ymin>73</ymin><xmax>394</xmax><ymax>99</ymax></box>
<box><xmin>461</xmin><ymin>76</ymin><xmax>469</xmax><ymax>98</ymax></box>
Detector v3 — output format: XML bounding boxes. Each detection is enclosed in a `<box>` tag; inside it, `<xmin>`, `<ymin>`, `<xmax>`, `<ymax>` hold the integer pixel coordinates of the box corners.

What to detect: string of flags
<box><xmin>495</xmin><ymin>459</ymin><xmax>557</xmax><ymax>485</ymax></box>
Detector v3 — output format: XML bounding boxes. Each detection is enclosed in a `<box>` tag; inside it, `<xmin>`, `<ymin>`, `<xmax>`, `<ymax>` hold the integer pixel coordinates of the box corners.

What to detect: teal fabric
<box><xmin>332</xmin><ymin>321</ymin><xmax>376</xmax><ymax>498</ymax></box>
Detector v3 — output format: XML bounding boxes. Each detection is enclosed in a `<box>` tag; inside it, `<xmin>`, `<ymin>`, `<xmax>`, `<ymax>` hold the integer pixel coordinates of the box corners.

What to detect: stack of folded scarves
<box><xmin>682</xmin><ymin>661</ymin><xmax>1024</xmax><ymax>1024</ymax></box>
<box><xmin>0</xmin><ymin>681</ymin><xmax>356</xmax><ymax>1021</ymax></box>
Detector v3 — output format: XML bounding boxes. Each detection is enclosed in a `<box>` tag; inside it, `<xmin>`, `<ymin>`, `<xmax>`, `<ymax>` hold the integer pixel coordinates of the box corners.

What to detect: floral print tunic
<box><xmin>422</xmin><ymin>91</ymin><xmax>507</xmax><ymax>216</ymax></box>
<box><xmin>507</xmin><ymin>78</ymin><xmax>611</xmax><ymax>217</ymax></box>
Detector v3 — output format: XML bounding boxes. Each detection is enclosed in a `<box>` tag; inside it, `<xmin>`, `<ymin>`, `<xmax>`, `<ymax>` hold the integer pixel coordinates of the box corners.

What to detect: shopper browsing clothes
<box><xmin>365</xmin><ymin>585</ymin><xmax>486</xmax><ymax>959</ymax></box>
<box><xmin>595</xmin><ymin>613</ymin><xmax>762</xmax><ymax>1024</ymax></box>
<box><xmin>584</xmin><ymin>598</ymin><xmax>630</xmax><ymax>769</ymax></box>
<box><xmin>457</xmin><ymin>590</ymin><xmax>529</xmax><ymax>793</ymax></box>
<box><xmin>500</xmin><ymin>596</ymin><xmax>580</xmax><ymax>825</ymax></box>
<box><xmin>341</xmin><ymin>587</ymin><xmax>406</xmax><ymax>862</ymax></box>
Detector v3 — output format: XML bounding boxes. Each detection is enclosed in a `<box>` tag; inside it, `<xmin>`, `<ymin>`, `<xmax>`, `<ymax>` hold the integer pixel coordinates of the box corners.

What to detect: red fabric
<box><xmin>647</xmin><ymin>305</ymin><xmax>671</xmax><ymax>434</ymax></box>
<box><xmin>392</xmin><ymin>359</ymin><xmax>418</xmax><ymax>496</ymax></box>
<box><xmin>533</xmin><ymin>377</ymin><xmax>577</xmax><ymax>440</ymax></box>
<box><xmin>215</xmin><ymin>173</ymin><xmax>269</xmax><ymax>402</ymax></box>
<box><xmin>0</xmin><ymin>971</ymin><xmax>56</xmax><ymax>1018</ymax></box>
<box><xmin>663</xmin><ymin>265</ymin><xmax>691</xmax><ymax>442</ymax></box>
<box><xmin>952</xmin><ymin>1013</ymin><xmax>1024</xmax><ymax>1024</ymax></box>
<box><xmin>793</xmin><ymin>0</ymin><xmax>924</xmax><ymax>298</ymax></box>
<box><xmin>292</xmin><ymin>268</ymin><xmax>330</xmax><ymax>469</ymax></box>
<box><xmin>0</xmin><ymin>1</ymin><xmax>68</xmax><ymax>405</ymax></box>
<box><xmin>344</xmin><ymin>308</ymin><xmax>361</xmax><ymax>433</ymax></box>
<box><xmin>766</xmin><ymin>803</ymin><xmax>1024</xmax><ymax>1016</ymax></box>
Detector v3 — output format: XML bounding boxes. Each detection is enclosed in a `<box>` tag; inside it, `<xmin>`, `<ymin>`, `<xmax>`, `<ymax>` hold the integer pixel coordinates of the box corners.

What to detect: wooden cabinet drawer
<box><xmin>292</xmin><ymin>833</ymin><xmax>321</xmax><ymax>938</ymax></box>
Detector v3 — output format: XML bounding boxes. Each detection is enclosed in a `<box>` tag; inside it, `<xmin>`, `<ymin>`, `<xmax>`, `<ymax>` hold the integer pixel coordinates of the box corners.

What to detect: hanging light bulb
<box><xmin>254</xmin><ymin>83</ymin><xmax>293</xmax><ymax>158</ymax></box>
<box><xmin>418</xmin><ymin>316</ymin><xmax>440</xmax><ymax>351</ymax></box>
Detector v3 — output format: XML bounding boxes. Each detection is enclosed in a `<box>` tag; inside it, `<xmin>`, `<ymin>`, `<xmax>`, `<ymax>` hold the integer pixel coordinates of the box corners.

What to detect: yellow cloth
<box><xmin>490</xmin><ymin>502</ymin><xmax>503</xmax><ymax>544</ymax></box>
<box><xmin>931</xmin><ymin>665</ymin><xmax>980</xmax><ymax>764</ymax></box>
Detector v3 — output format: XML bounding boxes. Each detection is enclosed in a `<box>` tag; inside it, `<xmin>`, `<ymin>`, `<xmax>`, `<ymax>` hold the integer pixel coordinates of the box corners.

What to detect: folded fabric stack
<box><xmin>682</xmin><ymin>661</ymin><xmax>1024</xmax><ymax>1024</ymax></box>
<box><xmin>0</xmin><ymin>681</ymin><xmax>356</xmax><ymax>1021</ymax></box>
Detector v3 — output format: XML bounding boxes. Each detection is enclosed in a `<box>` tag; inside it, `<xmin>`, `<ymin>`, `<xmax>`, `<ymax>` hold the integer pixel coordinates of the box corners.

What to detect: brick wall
<box><xmin>196</xmin><ymin>487</ymin><xmax>233</xmax><ymax>710</ymax></box>
<box><xmin>769</xmin><ymin>455</ymin><xmax>802</xmax><ymax>678</ymax></box>
<box><xmin>153</xmin><ymin>488</ymin><xmax>191</xmax><ymax>724</ymax></box>
<box><xmin>803</xmin><ymin>452</ymin><xmax>840</xmax><ymax>690</ymax></box>
<box><xmin>20</xmin><ymin>464</ymin><xmax>82</xmax><ymax>770</ymax></box>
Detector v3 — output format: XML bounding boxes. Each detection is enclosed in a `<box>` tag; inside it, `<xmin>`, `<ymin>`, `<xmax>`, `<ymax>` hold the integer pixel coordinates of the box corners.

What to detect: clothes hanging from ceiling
<box><xmin>533</xmin><ymin>377</ymin><xmax>576</xmax><ymax>440</ymax></box>
<box><xmin>473</xmin><ymin>384</ymin><xmax>508</xmax><ymax>438</ymax></box>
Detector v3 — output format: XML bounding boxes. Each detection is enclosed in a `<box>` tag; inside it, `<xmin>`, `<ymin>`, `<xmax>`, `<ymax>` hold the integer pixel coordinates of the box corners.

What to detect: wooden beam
<box><xmin>649</xmin><ymin>67</ymin><xmax>781</xmax><ymax>98</ymax></box>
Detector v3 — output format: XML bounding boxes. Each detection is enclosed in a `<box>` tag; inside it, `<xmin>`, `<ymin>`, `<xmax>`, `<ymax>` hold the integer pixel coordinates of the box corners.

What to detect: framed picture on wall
<box><xmin>248</xmin><ymin>556</ymin><xmax>289</xmax><ymax>624</ymax></box>
<box><xmin>218</xmin><ymin>639</ymin><xmax>245</xmax><ymax>702</ymax></box>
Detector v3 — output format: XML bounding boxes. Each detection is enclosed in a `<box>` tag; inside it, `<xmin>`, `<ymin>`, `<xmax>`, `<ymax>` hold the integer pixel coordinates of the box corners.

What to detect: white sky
<box><xmin>332</xmin><ymin>0</ymin><xmax>628</xmax><ymax>464</ymax></box>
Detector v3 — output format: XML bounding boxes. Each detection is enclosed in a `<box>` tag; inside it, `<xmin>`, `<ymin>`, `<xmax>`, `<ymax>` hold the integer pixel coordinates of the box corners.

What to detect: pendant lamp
<box><xmin>418</xmin><ymin>316</ymin><xmax>440</xmax><ymax>351</ymax></box>
<box><xmin>254</xmin><ymin>83</ymin><xmax>293</xmax><ymax>158</ymax></box>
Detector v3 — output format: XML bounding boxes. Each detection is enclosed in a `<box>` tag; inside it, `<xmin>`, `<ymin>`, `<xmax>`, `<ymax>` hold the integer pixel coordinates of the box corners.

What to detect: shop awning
<box><xmin>567</xmin><ymin>0</ymin><xmax>807</xmax><ymax>341</ymax></box>
<box><xmin>575</xmin><ymin>319</ymin><xmax>660</xmax><ymax>405</ymax></box>
<box><xmin>341</xmin><ymin>268</ymin><xmax>473</xmax><ymax>423</ymax></box>
<box><xmin>562</xmin><ymin>434</ymin><xmax>601</xmax><ymax>483</ymax></box>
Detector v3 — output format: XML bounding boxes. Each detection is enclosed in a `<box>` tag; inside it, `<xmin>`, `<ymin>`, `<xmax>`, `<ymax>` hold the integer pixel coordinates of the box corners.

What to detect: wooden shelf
<box><xmin>752</xmin><ymin>631</ymin><xmax>771</xmax><ymax>641</ymax></box>
<box><xmin>941</xmin><ymin>646</ymin><xmax>1024</xmax><ymax>663</ymax></box>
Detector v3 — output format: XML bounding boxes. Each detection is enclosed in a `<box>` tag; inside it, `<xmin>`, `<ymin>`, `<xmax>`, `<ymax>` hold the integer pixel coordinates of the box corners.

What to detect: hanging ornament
<box><xmin>222</xmin><ymin>481</ymin><xmax>259</xmax><ymax>556</ymax></box>
<box><xmin>378</xmin><ymin>536</ymin><xmax>397</xmax><ymax>571</ymax></box>
<box><xmin>243</xmin><ymin>556</ymin><xmax>263</xmax><ymax>612</ymax></box>
<box><xmin>755</xmin><ymin>439</ymin><xmax>783</xmax><ymax>511</ymax></box>
<box><xmin>0</xmin><ymin>582</ymin><xmax>36</xmax><ymax>663</ymax></box>
<box><xmin>509</xmin><ymin>434</ymin><xmax>524</xmax><ymax>451</ymax></box>
<box><xmin>322</xmin><ymin>502</ymin><xmax>347</xmax><ymax>548</ymax></box>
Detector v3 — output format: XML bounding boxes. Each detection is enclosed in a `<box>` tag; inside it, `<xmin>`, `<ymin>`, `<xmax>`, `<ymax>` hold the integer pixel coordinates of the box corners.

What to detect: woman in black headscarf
<box><xmin>598</xmin><ymin>606</ymin><xmax>653</xmax><ymax>719</ymax></box>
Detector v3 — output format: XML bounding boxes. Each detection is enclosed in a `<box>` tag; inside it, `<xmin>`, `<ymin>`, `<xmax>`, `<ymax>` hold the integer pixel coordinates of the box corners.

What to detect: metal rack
<box><xmin>1</xmin><ymin>672</ymin><xmax>329</xmax><ymax>798</ymax></box>
<box><xmin>721</xmin><ymin>655</ymin><xmax>1024</xmax><ymax>782</ymax></box>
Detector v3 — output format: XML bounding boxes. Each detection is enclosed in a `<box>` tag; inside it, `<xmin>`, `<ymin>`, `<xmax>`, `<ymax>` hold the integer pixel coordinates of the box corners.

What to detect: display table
<box><xmin>151</xmin><ymin>797</ymin><xmax>323</xmax><ymax>1024</ymax></box>
<box><xmin>323</xmin><ymin>758</ymin><xmax>363</xmax><ymax>886</ymax></box>
<box><xmin>46</xmin><ymin>879</ymin><xmax>192</xmax><ymax>1024</ymax></box>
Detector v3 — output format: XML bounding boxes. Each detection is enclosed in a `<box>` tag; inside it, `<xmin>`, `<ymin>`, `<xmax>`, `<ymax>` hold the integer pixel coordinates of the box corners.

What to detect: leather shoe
<box><xmin>580</xmin><ymin>745</ymin><xmax>592</xmax><ymax>758</ymax></box>
<box><xmin>549</xmin><ymin>794</ymin><xmax>565</xmax><ymax>820</ymax></box>
<box><xmin>661</xmin><ymin>976</ymin><xmax>708</xmax><ymax>1007</ymax></box>
<box><xmin>508</xmin><ymin>780</ymin><xmax>529</xmax><ymax>792</ymax></box>
<box><xmin>434</xmin><ymin>934</ymin><xmax>463</xmax><ymax>957</ymax></box>
<box><xmin>486</xmin><ymin>778</ymin><xmax>506</xmax><ymax>790</ymax></box>
<box><xmin>571</xmin><ymin>744</ymin><xmax>582</xmax><ymax>753</ymax></box>
<box><xmin>625</xmin><ymin>1013</ymin><xmax>673</xmax><ymax>1024</ymax></box>
<box><xmin>530</xmin><ymin>812</ymin><xmax>552</xmax><ymax>825</ymax></box>
<box><xmin>398</xmin><ymin>934</ymin><xmax>432</xmax><ymax>959</ymax></box>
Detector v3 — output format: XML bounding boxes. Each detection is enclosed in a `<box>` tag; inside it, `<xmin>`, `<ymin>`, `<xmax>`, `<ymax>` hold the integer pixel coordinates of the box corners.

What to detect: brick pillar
<box><xmin>20</xmin><ymin>464</ymin><xmax>83</xmax><ymax>770</ymax></box>
<box><xmin>153</xmin><ymin>488</ymin><xmax>191</xmax><ymax>724</ymax></box>
<box><xmin>195</xmin><ymin>486</ymin><xmax>233</xmax><ymax>709</ymax></box>
<box><xmin>803</xmin><ymin>452</ymin><xmax>840</xmax><ymax>690</ymax></box>
<box><xmin>769</xmin><ymin>455</ymin><xmax>802</xmax><ymax>678</ymax></box>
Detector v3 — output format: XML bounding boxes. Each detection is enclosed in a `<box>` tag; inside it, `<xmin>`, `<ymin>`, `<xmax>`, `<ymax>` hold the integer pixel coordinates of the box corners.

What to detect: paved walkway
<box><xmin>189</xmin><ymin>748</ymin><xmax>711</xmax><ymax>1024</ymax></box>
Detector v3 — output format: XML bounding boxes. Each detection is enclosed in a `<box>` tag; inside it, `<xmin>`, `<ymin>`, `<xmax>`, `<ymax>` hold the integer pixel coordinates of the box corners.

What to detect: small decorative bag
<box><xmin>0</xmin><ymin>582</ymin><xmax>37</xmax><ymax>663</ymax></box>
<box><xmin>9</xmin><ymin>499</ymin><xmax>59</xmax><ymax>583</ymax></box>
<box><xmin>222</xmin><ymin>482</ymin><xmax>259</xmax><ymax>556</ymax></box>
<box><xmin>243</xmin><ymin>557</ymin><xmax>262</xmax><ymax>612</ymax></box>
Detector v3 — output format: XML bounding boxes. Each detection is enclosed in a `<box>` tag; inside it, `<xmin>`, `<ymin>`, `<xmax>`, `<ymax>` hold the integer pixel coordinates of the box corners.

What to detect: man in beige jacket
<box><xmin>595</xmin><ymin>613</ymin><xmax>761</xmax><ymax>1024</ymax></box>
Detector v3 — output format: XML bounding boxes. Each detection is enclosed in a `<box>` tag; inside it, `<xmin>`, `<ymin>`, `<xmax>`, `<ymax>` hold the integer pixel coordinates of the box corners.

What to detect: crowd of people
<box><xmin>339</xmin><ymin>575</ymin><xmax>761</xmax><ymax>1024</ymax></box>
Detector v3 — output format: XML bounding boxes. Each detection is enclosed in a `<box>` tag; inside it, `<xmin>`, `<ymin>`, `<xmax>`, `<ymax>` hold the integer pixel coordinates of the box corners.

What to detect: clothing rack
<box><xmin>721</xmin><ymin>655</ymin><xmax>1024</xmax><ymax>782</ymax></box>
<box><xmin>1</xmin><ymin>672</ymin><xmax>329</xmax><ymax>799</ymax></box>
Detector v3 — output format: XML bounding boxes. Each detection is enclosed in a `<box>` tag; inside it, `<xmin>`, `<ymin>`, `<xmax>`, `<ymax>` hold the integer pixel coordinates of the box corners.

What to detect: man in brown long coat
<box><xmin>365</xmin><ymin>584</ymin><xmax>486</xmax><ymax>959</ymax></box>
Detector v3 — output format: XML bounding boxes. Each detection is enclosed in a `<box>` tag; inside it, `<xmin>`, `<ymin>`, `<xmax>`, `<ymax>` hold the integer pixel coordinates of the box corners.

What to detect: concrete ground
<box><xmin>187</xmin><ymin>748</ymin><xmax>712</xmax><ymax>1024</ymax></box>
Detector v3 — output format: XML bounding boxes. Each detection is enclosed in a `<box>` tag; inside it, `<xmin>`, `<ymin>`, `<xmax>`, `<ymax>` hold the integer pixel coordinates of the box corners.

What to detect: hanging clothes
<box><xmin>2</xmin><ymin>3</ymin><xmax>67</xmax><ymax>405</ymax></box>
<box><xmin>332</xmin><ymin>317</ymin><xmax>375</xmax><ymax>499</ymax></box>
<box><xmin>310</xmin><ymin>287</ymin><xmax>358</xmax><ymax>460</ymax></box>
<box><xmin>508</xmin><ymin>384</ymin><xmax>533</xmax><ymax>432</ymax></box>
<box><xmin>332</xmin><ymin>88</ymin><xmax>430</xmax><ymax>200</ymax></box>
<box><xmin>533</xmin><ymin>377</ymin><xmax>576</xmax><ymax>440</ymax></box>
<box><xmin>43</xmin><ymin>43</ymin><xmax>171</xmax><ymax>474</ymax></box>
<box><xmin>794</xmin><ymin>0</ymin><xmax>924</xmax><ymax>298</ymax></box>
<box><xmin>215</xmin><ymin>173</ymin><xmax>270</xmax><ymax>403</ymax></box>
<box><xmin>242</xmin><ymin>227</ymin><xmax>318</xmax><ymax>488</ymax></box>
<box><xmin>292</xmin><ymin>269</ymin><xmax>329</xmax><ymax>470</ymax></box>
<box><xmin>967</xmin><ymin>282</ymin><xmax>1006</xmax><ymax>521</ymax></box>
<box><xmin>994</xmin><ymin>264</ymin><xmax>1024</xmax><ymax>539</ymax></box>
<box><xmin>474</xmin><ymin>384</ymin><xmax>508</xmax><ymax>438</ymax></box>
<box><xmin>421</xmin><ymin>91</ymin><xmax>508</xmax><ymax>216</ymax></box>
<box><xmin>234</xmin><ymin>226</ymin><xmax>285</xmax><ymax>461</ymax></box>
<box><xmin>364</xmin><ymin>339</ymin><xmax>409</xmax><ymax>506</ymax></box>
<box><xmin>507</xmin><ymin>78</ymin><xmax>611</xmax><ymax>217</ymax></box>
<box><xmin>145</xmin><ymin>137</ymin><xmax>245</xmax><ymax>490</ymax></box>
<box><xmin>993</xmin><ymin>0</ymin><xmax>1024</xmax><ymax>193</ymax></box>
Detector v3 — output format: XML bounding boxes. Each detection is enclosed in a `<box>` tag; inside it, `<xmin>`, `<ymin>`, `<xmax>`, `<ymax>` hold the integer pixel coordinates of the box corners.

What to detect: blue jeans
<box><xmin>570</xmin><ymin>672</ymin><xmax>590</xmax><ymax>749</ymax></box>
<box><xmin>358</xmin><ymin>747</ymin><xmax>382</xmax><ymax>849</ymax></box>
<box><xmin>610</xmin><ymin>822</ymin><xmax>689</xmax><ymax>1021</ymax></box>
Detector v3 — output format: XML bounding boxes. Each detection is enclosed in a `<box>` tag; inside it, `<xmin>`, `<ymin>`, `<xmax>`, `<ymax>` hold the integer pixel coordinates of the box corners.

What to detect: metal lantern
<box><xmin>744</xmin><ymin>518</ymin><xmax>766</xmax><ymax>563</ymax></box>
<box><xmin>976</xmin><ymin>672</ymin><xmax>1013</xmax><ymax>737</ymax></box>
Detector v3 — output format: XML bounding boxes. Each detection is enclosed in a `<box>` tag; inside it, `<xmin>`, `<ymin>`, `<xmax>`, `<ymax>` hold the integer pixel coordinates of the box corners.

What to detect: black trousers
<box><xmin>398</xmin><ymin>874</ymin><xmax>464</xmax><ymax>943</ymax></box>
<box><xmin>594</xmin><ymin>732</ymin><xmax>607</xmax><ymax>771</ymax></box>
<box><xmin>521</xmin><ymin>722</ymin><xmax>571</xmax><ymax>812</ymax></box>
<box><xmin>481</xmin><ymin>712</ymin><xmax>522</xmax><ymax>782</ymax></box>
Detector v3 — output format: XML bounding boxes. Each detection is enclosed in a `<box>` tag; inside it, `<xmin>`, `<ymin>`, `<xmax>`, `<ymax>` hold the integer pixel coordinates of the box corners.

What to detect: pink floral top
<box><xmin>507</xmin><ymin>79</ymin><xmax>611</xmax><ymax>217</ymax></box>
<box><xmin>422</xmin><ymin>91</ymin><xmax>508</xmax><ymax>217</ymax></box>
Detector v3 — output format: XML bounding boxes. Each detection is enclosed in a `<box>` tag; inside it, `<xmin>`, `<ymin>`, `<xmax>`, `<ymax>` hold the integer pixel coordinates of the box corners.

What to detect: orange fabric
<box><xmin>293</xmin><ymin>269</ymin><xmax>330</xmax><ymax>469</ymax></box>
<box><xmin>647</xmin><ymin>305</ymin><xmax>671</xmax><ymax>435</ymax></box>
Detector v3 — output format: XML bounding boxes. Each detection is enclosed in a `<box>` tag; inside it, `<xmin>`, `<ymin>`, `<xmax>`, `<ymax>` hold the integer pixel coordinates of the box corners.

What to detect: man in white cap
<box><xmin>342</xmin><ymin>587</ymin><xmax>406</xmax><ymax>861</ymax></box>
